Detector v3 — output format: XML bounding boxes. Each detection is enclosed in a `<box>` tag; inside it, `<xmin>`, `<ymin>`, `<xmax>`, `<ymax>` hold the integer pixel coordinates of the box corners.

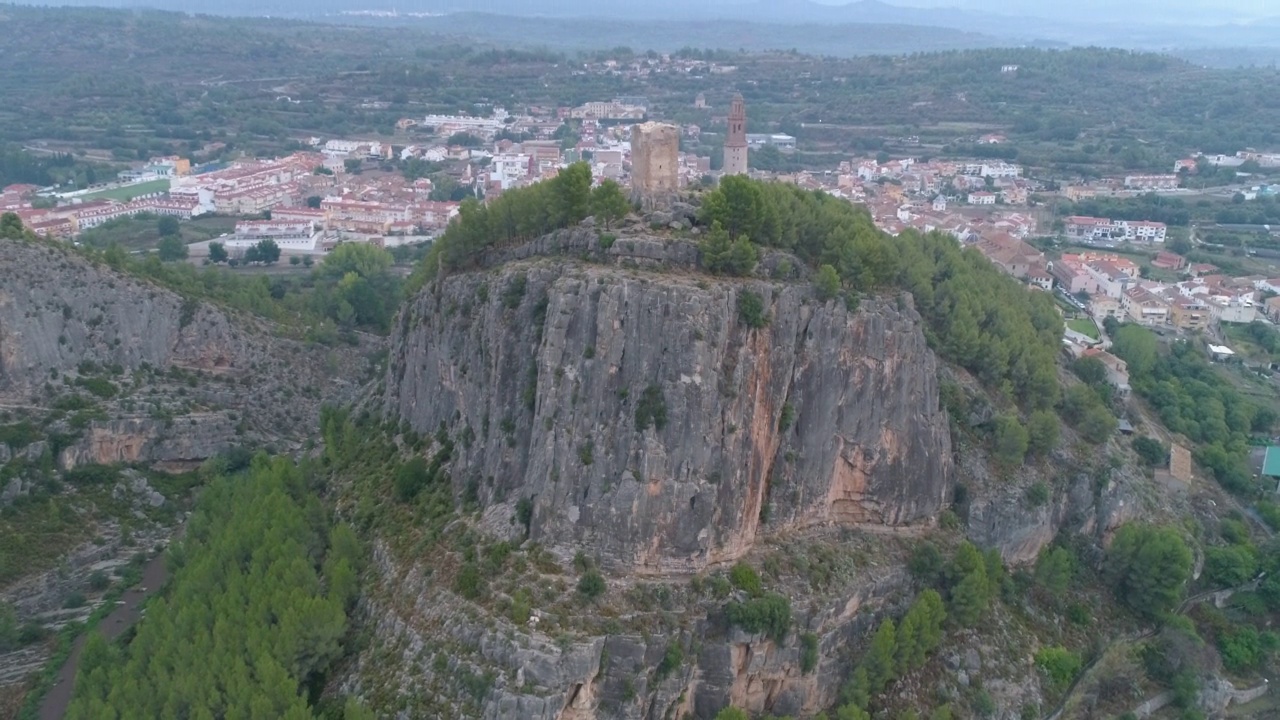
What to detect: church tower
<box><xmin>722</xmin><ymin>93</ymin><xmax>748</xmax><ymax>176</ymax></box>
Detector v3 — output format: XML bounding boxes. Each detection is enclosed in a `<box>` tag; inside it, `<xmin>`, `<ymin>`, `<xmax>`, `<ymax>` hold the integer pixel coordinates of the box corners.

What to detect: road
<box><xmin>37</xmin><ymin>550</ymin><xmax>169</xmax><ymax>720</ymax></box>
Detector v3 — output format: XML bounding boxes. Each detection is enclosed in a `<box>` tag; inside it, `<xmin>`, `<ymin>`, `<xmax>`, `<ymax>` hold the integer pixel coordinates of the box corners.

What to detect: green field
<box><xmin>78</xmin><ymin>178</ymin><xmax>171</xmax><ymax>202</ymax></box>
<box><xmin>1067</xmin><ymin>318</ymin><xmax>1100</xmax><ymax>339</ymax></box>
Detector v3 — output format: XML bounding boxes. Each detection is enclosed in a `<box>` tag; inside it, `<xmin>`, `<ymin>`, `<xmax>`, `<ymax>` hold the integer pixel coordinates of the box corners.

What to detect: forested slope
<box><xmin>65</xmin><ymin>456</ymin><xmax>366</xmax><ymax>719</ymax></box>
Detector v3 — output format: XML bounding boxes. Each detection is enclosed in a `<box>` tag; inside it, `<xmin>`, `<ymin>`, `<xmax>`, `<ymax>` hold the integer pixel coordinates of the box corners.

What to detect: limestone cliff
<box><xmin>358</xmin><ymin>234</ymin><xmax>958</xmax><ymax>718</ymax></box>
<box><xmin>384</xmin><ymin>251</ymin><xmax>953</xmax><ymax>573</ymax></box>
<box><xmin>0</xmin><ymin>239</ymin><xmax>372</xmax><ymax>472</ymax></box>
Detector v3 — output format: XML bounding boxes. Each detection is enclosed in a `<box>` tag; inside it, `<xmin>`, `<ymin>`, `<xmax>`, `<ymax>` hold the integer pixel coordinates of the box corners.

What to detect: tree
<box><xmin>1027</xmin><ymin>410</ymin><xmax>1060</xmax><ymax>456</ymax></box>
<box><xmin>254</xmin><ymin>239</ymin><xmax>281</xmax><ymax>264</ymax></box>
<box><xmin>815</xmin><ymin>263</ymin><xmax>841</xmax><ymax>301</ymax></box>
<box><xmin>1035</xmin><ymin>546</ymin><xmax>1076</xmax><ymax>596</ymax></box>
<box><xmin>1106</xmin><ymin>523</ymin><xmax>1193</xmax><ymax>618</ymax></box>
<box><xmin>948</xmin><ymin>543</ymin><xmax>991</xmax><ymax>627</ymax></box>
<box><xmin>590</xmin><ymin>179</ymin><xmax>629</xmax><ymax>230</ymax></box>
<box><xmin>208</xmin><ymin>241</ymin><xmax>228</xmax><ymax>264</ymax></box>
<box><xmin>157</xmin><ymin>215</ymin><xmax>180</xmax><ymax>237</ymax></box>
<box><xmin>550</xmin><ymin>162</ymin><xmax>592</xmax><ymax>227</ymax></box>
<box><xmin>1132</xmin><ymin>436</ymin><xmax>1167</xmax><ymax>466</ymax></box>
<box><xmin>156</xmin><ymin>235</ymin><xmax>188</xmax><ymax>261</ymax></box>
<box><xmin>1072</xmin><ymin>356</ymin><xmax>1108</xmax><ymax>385</ymax></box>
<box><xmin>1078</xmin><ymin>405</ymin><xmax>1118</xmax><ymax>444</ymax></box>
<box><xmin>864</xmin><ymin>619</ymin><xmax>897</xmax><ymax>692</ymax></box>
<box><xmin>1203</xmin><ymin>545</ymin><xmax>1257</xmax><ymax>588</ymax></box>
<box><xmin>714</xmin><ymin>709</ymin><xmax>749</xmax><ymax>720</ymax></box>
<box><xmin>1111</xmin><ymin>325</ymin><xmax>1158</xmax><ymax>377</ymax></box>
<box><xmin>343</xmin><ymin>158</ymin><xmax>363</xmax><ymax>174</ymax></box>
<box><xmin>306</xmin><ymin>195</ymin><xmax>322</xmax><ymax>209</ymax></box>
<box><xmin>992</xmin><ymin>414</ymin><xmax>1029</xmax><ymax>465</ymax></box>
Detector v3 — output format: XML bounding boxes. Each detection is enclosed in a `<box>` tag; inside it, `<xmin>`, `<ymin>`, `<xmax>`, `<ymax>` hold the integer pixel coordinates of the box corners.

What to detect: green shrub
<box><xmin>634</xmin><ymin>385</ymin><xmax>668</xmax><ymax>432</ymax></box>
<box><xmin>578</xmin><ymin>570</ymin><xmax>606</xmax><ymax>600</ymax></box>
<box><xmin>1132</xmin><ymin>436</ymin><xmax>1168</xmax><ymax>466</ymax></box>
<box><xmin>394</xmin><ymin>457</ymin><xmax>429</xmax><ymax>502</ymax></box>
<box><xmin>0</xmin><ymin>422</ymin><xmax>40</xmax><ymax>448</ymax></box>
<box><xmin>728</xmin><ymin>562</ymin><xmax>763</xmax><ymax>597</ymax></box>
<box><xmin>992</xmin><ymin>414</ymin><xmax>1029</xmax><ymax>465</ymax></box>
<box><xmin>64</xmin><ymin>464</ymin><xmax>121</xmax><ymax>485</ymax></box>
<box><xmin>778</xmin><ymin>403</ymin><xmax>796</xmax><ymax>432</ymax></box>
<box><xmin>502</xmin><ymin>273</ymin><xmax>527</xmax><ymax>309</ymax></box>
<box><xmin>455</xmin><ymin>563</ymin><xmax>484</xmax><ymax>600</ymax></box>
<box><xmin>88</xmin><ymin>571</ymin><xmax>111</xmax><ymax>591</ymax></box>
<box><xmin>725</xmin><ymin>593</ymin><xmax>791</xmax><ymax>641</ymax></box>
<box><xmin>656</xmin><ymin>642</ymin><xmax>684</xmax><ymax>679</ymax></box>
<box><xmin>577</xmin><ymin>441</ymin><xmax>594</xmax><ymax>466</ymax></box>
<box><xmin>800</xmin><ymin>632</ymin><xmax>819</xmax><ymax>674</ymax></box>
<box><xmin>737</xmin><ymin>291</ymin><xmax>768</xmax><ymax>328</ymax></box>
<box><xmin>1034</xmin><ymin>646</ymin><xmax>1082</xmax><ymax>691</ymax></box>
<box><xmin>63</xmin><ymin>591</ymin><xmax>87</xmax><ymax>609</ymax></box>
<box><xmin>74</xmin><ymin>376</ymin><xmax>118</xmax><ymax>399</ymax></box>
<box><xmin>1106</xmin><ymin>523</ymin><xmax>1193</xmax><ymax>618</ymax></box>
<box><xmin>1025</xmin><ymin>481</ymin><xmax>1050</xmax><ymax>507</ymax></box>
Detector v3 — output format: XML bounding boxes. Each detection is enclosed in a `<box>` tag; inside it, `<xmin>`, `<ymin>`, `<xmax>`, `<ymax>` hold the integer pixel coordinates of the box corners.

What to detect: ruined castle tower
<box><xmin>722</xmin><ymin>92</ymin><xmax>748</xmax><ymax>176</ymax></box>
<box><xmin>630</xmin><ymin>121</ymin><xmax>680</xmax><ymax>209</ymax></box>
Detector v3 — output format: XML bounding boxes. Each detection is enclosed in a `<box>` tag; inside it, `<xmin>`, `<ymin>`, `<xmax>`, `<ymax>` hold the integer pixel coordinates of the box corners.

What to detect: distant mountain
<box><xmin>12</xmin><ymin>0</ymin><xmax>1280</xmax><ymax>51</ymax></box>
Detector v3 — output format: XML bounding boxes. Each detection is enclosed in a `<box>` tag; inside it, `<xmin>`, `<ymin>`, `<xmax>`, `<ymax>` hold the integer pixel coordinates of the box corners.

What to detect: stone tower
<box><xmin>722</xmin><ymin>92</ymin><xmax>748</xmax><ymax>176</ymax></box>
<box><xmin>630</xmin><ymin>121</ymin><xmax>680</xmax><ymax>209</ymax></box>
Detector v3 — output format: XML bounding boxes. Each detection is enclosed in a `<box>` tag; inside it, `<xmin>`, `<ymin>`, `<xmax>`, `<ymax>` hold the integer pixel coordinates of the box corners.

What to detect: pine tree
<box><xmin>590</xmin><ymin>179</ymin><xmax>630</xmax><ymax>230</ymax></box>
<box><xmin>864</xmin><ymin>618</ymin><xmax>897</xmax><ymax>692</ymax></box>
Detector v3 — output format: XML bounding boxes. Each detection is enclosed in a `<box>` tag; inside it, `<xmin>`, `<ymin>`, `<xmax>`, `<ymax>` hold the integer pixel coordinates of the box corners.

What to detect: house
<box><xmin>1209</xmin><ymin>296</ymin><xmax>1257</xmax><ymax>324</ymax></box>
<box><xmin>1083</xmin><ymin>348</ymin><xmax>1131</xmax><ymax>399</ymax></box>
<box><xmin>1086</xmin><ymin>259</ymin><xmax>1140</xmax><ymax>298</ymax></box>
<box><xmin>979</xmin><ymin>133</ymin><xmax>1007</xmax><ymax>144</ymax></box>
<box><xmin>1188</xmin><ymin>263</ymin><xmax>1219</xmax><ymax>277</ymax></box>
<box><xmin>932</xmin><ymin>195</ymin><xmax>948</xmax><ymax>212</ymax></box>
<box><xmin>974</xmin><ymin>233</ymin><xmax>1045</xmax><ymax>279</ymax></box>
<box><xmin>1065</xmin><ymin>186</ymin><xmax>1098</xmax><ymax>202</ymax></box>
<box><xmin>1121</xmin><ymin>286</ymin><xmax>1170</xmax><ymax>326</ymax></box>
<box><xmin>1174</xmin><ymin>158</ymin><xmax>1199</xmax><ymax>173</ymax></box>
<box><xmin>1124</xmin><ymin>174</ymin><xmax>1180</xmax><ymax>191</ymax></box>
<box><xmin>1169</xmin><ymin>296</ymin><xmax>1210</xmax><ymax>331</ymax></box>
<box><xmin>1152</xmin><ymin>251</ymin><xmax>1187</xmax><ymax>271</ymax></box>
<box><xmin>1089</xmin><ymin>295</ymin><xmax>1122</xmax><ymax>320</ymax></box>
<box><xmin>968</xmin><ymin>191</ymin><xmax>997</xmax><ymax>205</ymax></box>
<box><xmin>1266</xmin><ymin>295</ymin><xmax>1280</xmax><ymax>323</ymax></box>
<box><xmin>979</xmin><ymin>162</ymin><xmax>1021</xmax><ymax>179</ymax></box>
<box><xmin>1026</xmin><ymin>267</ymin><xmax>1054</xmax><ymax>291</ymax></box>
<box><xmin>1119</xmin><ymin>220</ymin><xmax>1168</xmax><ymax>243</ymax></box>
<box><xmin>1051</xmin><ymin>257</ymin><xmax>1100</xmax><ymax>296</ymax></box>
<box><xmin>1065</xmin><ymin>216</ymin><xmax>1115</xmax><ymax>240</ymax></box>
<box><xmin>1208</xmin><ymin>344</ymin><xmax>1237</xmax><ymax>362</ymax></box>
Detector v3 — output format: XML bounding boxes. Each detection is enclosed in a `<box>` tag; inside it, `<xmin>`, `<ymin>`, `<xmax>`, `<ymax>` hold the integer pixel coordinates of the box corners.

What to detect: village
<box><xmin>4</xmin><ymin>89</ymin><xmax>1280</xmax><ymax>372</ymax></box>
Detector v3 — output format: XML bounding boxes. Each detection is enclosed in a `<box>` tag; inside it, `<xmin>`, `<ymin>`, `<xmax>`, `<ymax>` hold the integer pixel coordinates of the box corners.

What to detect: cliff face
<box><xmin>0</xmin><ymin>240</ymin><xmax>372</xmax><ymax>471</ymax></box>
<box><xmin>384</xmin><ymin>254</ymin><xmax>953</xmax><ymax>573</ymax></box>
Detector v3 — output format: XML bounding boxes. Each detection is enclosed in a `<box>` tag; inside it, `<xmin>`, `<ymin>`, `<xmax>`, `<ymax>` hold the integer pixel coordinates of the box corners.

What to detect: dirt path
<box><xmin>37</xmin><ymin>551</ymin><xmax>169</xmax><ymax>720</ymax></box>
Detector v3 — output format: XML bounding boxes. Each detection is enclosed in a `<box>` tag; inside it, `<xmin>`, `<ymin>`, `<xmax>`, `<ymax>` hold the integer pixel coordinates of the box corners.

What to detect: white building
<box><xmin>228</xmin><ymin>220</ymin><xmax>322</xmax><ymax>251</ymax></box>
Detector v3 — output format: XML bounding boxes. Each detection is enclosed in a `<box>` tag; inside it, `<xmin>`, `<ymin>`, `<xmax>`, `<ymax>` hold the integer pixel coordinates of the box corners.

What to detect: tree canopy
<box><xmin>67</xmin><ymin>456</ymin><xmax>363</xmax><ymax>719</ymax></box>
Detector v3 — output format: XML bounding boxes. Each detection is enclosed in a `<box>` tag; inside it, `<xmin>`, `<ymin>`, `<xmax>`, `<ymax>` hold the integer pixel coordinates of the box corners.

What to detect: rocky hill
<box><xmin>384</xmin><ymin>231</ymin><xmax>952</xmax><ymax>573</ymax></box>
<box><xmin>346</xmin><ymin>230</ymin><xmax>963</xmax><ymax>717</ymax></box>
<box><xmin>0</xmin><ymin>238</ymin><xmax>374</xmax><ymax>476</ymax></box>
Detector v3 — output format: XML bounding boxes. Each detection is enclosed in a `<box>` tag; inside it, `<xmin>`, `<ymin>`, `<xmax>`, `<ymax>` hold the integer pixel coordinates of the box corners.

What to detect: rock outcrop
<box><xmin>0</xmin><ymin>239</ymin><xmax>373</xmax><ymax>469</ymax></box>
<box><xmin>358</xmin><ymin>238</ymin><xmax>957</xmax><ymax>718</ymax></box>
<box><xmin>384</xmin><ymin>252</ymin><xmax>953</xmax><ymax>573</ymax></box>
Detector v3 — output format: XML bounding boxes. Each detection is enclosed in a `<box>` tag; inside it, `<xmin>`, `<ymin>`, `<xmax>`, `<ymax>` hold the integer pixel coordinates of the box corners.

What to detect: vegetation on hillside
<box><xmin>66</xmin><ymin>456</ymin><xmax>366</xmax><ymax>719</ymax></box>
<box><xmin>420</xmin><ymin>174</ymin><xmax>1061</xmax><ymax>410</ymax></box>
